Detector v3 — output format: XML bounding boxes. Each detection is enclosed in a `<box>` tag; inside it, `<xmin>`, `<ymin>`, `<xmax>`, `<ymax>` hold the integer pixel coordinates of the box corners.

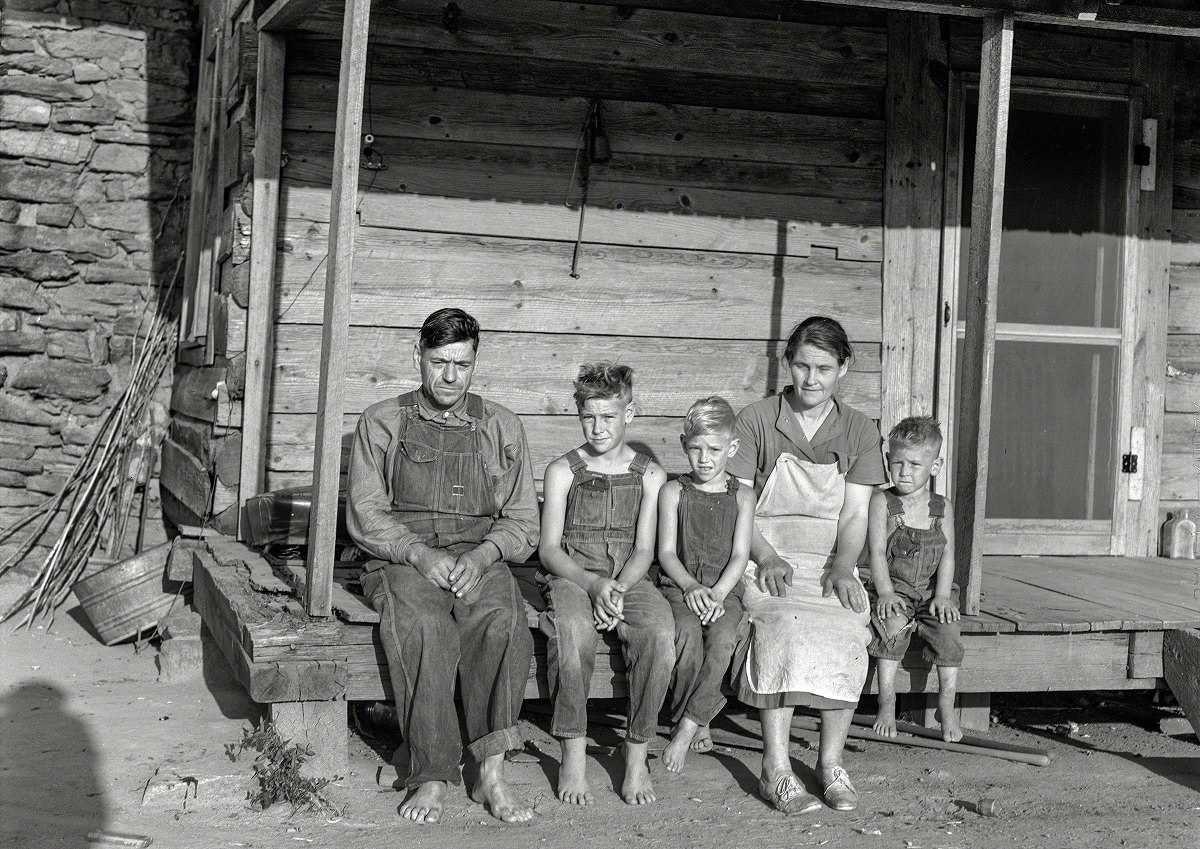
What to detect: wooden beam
<box><xmin>238</xmin><ymin>30</ymin><xmax>286</xmax><ymax>525</ymax></box>
<box><xmin>794</xmin><ymin>0</ymin><xmax>1200</xmax><ymax>37</ymax></box>
<box><xmin>881</xmin><ymin>11</ymin><xmax>947</xmax><ymax>435</ymax></box>
<box><xmin>257</xmin><ymin>0</ymin><xmax>322</xmax><ymax>31</ymax></box>
<box><xmin>953</xmin><ymin>13</ymin><xmax>1013</xmax><ymax>616</ymax></box>
<box><xmin>305</xmin><ymin>0</ymin><xmax>372</xmax><ymax>618</ymax></box>
<box><xmin>1123</xmin><ymin>40</ymin><xmax>1175</xmax><ymax>557</ymax></box>
<box><xmin>1164</xmin><ymin>629</ymin><xmax>1200</xmax><ymax>740</ymax></box>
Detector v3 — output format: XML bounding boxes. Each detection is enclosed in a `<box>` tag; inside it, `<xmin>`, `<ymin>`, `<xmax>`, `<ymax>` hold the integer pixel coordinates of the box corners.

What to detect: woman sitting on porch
<box><xmin>726</xmin><ymin>316</ymin><xmax>886</xmax><ymax>815</ymax></box>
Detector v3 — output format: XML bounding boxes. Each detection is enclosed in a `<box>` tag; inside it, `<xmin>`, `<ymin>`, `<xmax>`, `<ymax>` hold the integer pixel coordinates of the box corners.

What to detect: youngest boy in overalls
<box><xmin>865</xmin><ymin>416</ymin><xmax>966</xmax><ymax>743</ymax></box>
<box><xmin>538</xmin><ymin>363</ymin><xmax>674</xmax><ymax>806</ymax></box>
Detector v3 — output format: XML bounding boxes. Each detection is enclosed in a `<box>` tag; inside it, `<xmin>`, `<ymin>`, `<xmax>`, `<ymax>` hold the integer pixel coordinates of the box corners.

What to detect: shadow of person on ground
<box><xmin>0</xmin><ymin>682</ymin><xmax>107</xmax><ymax>849</ymax></box>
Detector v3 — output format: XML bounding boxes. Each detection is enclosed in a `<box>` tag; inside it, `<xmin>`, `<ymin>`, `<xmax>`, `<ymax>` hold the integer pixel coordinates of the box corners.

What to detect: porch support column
<box><xmin>882</xmin><ymin>11</ymin><xmax>948</xmax><ymax>434</ymax></box>
<box><xmin>954</xmin><ymin>13</ymin><xmax>1012</xmax><ymax>614</ymax></box>
<box><xmin>238</xmin><ymin>30</ymin><xmax>287</xmax><ymax>520</ymax></box>
<box><xmin>306</xmin><ymin>0</ymin><xmax>373</xmax><ymax>617</ymax></box>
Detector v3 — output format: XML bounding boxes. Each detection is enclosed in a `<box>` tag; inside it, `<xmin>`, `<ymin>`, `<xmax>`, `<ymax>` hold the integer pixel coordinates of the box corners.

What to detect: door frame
<box><xmin>936</xmin><ymin>73</ymin><xmax>1151</xmax><ymax>556</ymax></box>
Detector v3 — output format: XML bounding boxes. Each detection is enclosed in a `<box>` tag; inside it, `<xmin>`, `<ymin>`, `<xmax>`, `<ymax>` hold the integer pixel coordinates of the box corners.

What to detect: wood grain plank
<box><xmin>1160</xmin><ymin>453</ymin><xmax>1200</xmax><ymax>503</ymax></box>
<box><xmin>268</xmin><ymin>326</ymin><xmax>882</xmax><ymax>417</ymax></box>
<box><xmin>274</xmin><ymin>225</ymin><xmax>883</xmax><ymax>341</ymax></box>
<box><xmin>1168</xmin><ymin>264</ymin><xmax>1200</xmax><ymax>333</ymax></box>
<box><xmin>283</xmin><ymin>129</ymin><xmax>882</xmax><ymax>202</ymax></box>
<box><xmin>283</xmin><ymin>83</ymin><xmax>886</xmax><ymax>171</ymax></box>
<box><xmin>289</xmin><ymin>36</ymin><xmax>886</xmax><ymax>117</ymax></box>
<box><xmin>307</xmin><ymin>0</ymin><xmax>372</xmax><ymax>618</ymax></box>
<box><xmin>240</xmin><ymin>29</ymin><xmax>287</xmax><ymax>509</ymax></box>
<box><xmin>881</xmin><ymin>11</ymin><xmax>947</xmax><ymax>433</ymax></box>
<box><xmin>954</xmin><ymin>13</ymin><xmax>1012</xmax><ymax>616</ymax></box>
<box><xmin>293</xmin><ymin>0</ymin><xmax>889</xmax><ymax>86</ymax></box>
<box><xmin>280</xmin><ymin>182</ymin><xmax>881</xmax><ymax>260</ymax></box>
<box><xmin>1164</xmin><ymin>629</ymin><xmax>1200</xmax><ymax>738</ymax></box>
<box><xmin>1123</xmin><ymin>40</ymin><xmax>1175</xmax><ymax>557</ymax></box>
<box><xmin>947</xmin><ymin>20</ymin><xmax>1132</xmax><ymax>82</ymax></box>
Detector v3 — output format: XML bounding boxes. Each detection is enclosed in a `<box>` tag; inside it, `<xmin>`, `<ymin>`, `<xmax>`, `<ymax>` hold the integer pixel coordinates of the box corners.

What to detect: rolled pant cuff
<box><xmin>405</xmin><ymin>766</ymin><xmax>463</xmax><ymax>790</ymax></box>
<box><xmin>625</xmin><ymin>728</ymin><xmax>657</xmax><ymax>744</ymax></box>
<box><xmin>466</xmin><ymin>724</ymin><xmax>524</xmax><ymax>763</ymax></box>
<box><xmin>682</xmin><ymin>702</ymin><xmax>724</xmax><ymax>727</ymax></box>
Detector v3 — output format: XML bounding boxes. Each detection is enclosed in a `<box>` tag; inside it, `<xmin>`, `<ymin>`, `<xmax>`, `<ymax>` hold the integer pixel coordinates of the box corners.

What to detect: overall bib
<box><xmin>741</xmin><ymin>453</ymin><xmax>871</xmax><ymax>704</ymax></box>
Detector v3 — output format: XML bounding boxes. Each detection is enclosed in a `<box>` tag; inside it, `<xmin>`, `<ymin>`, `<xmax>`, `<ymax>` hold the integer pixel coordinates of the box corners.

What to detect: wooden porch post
<box><xmin>306</xmin><ymin>0</ymin><xmax>373</xmax><ymax>617</ymax></box>
<box><xmin>882</xmin><ymin>12</ymin><xmax>948</xmax><ymax>434</ymax></box>
<box><xmin>953</xmin><ymin>13</ymin><xmax>1012</xmax><ymax>615</ymax></box>
<box><xmin>238</xmin><ymin>30</ymin><xmax>287</xmax><ymax>520</ymax></box>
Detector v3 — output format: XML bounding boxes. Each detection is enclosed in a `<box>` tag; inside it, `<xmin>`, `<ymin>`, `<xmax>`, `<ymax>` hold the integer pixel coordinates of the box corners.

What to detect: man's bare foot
<box><xmin>691</xmin><ymin>725</ymin><xmax>714</xmax><ymax>753</ymax></box>
<box><xmin>557</xmin><ymin>737</ymin><xmax>594</xmax><ymax>805</ymax></box>
<box><xmin>400</xmin><ymin>781</ymin><xmax>446</xmax><ymax>824</ymax></box>
<box><xmin>663</xmin><ymin>718</ymin><xmax>699</xmax><ymax>773</ymax></box>
<box><xmin>937</xmin><ymin>694</ymin><xmax>963</xmax><ymax>743</ymax></box>
<box><xmin>471</xmin><ymin>753</ymin><xmax>534</xmax><ymax>823</ymax></box>
<box><xmin>872</xmin><ymin>694</ymin><xmax>897</xmax><ymax>738</ymax></box>
<box><xmin>622</xmin><ymin>741</ymin><xmax>656</xmax><ymax>805</ymax></box>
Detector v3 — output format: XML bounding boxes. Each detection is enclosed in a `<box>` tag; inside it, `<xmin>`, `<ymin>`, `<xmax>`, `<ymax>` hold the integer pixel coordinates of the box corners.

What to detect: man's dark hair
<box><xmin>419</xmin><ymin>308</ymin><xmax>480</xmax><ymax>351</ymax></box>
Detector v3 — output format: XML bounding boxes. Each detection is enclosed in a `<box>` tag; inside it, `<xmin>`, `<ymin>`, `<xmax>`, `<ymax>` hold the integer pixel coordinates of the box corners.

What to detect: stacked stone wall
<box><xmin>0</xmin><ymin>0</ymin><xmax>197</xmax><ymax>579</ymax></box>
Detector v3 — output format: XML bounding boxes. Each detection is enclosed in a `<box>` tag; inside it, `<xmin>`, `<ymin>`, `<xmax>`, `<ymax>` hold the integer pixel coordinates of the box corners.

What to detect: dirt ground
<box><xmin>2</xmin><ymin>602</ymin><xmax>1197</xmax><ymax>849</ymax></box>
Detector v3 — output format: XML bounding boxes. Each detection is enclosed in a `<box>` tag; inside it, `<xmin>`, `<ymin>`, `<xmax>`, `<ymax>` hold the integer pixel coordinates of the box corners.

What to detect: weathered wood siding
<box><xmin>264</xmin><ymin>1</ymin><xmax>888</xmax><ymax>489</ymax></box>
<box><xmin>1164</xmin><ymin>46</ymin><xmax>1200</xmax><ymax>538</ymax></box>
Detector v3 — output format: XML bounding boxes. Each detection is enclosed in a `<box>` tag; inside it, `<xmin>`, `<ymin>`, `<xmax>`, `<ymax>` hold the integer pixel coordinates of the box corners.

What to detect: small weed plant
<box><xmin>226</xmin><ymin>720</ymin><xmax>345</xmax><ymax>817</ymax></box>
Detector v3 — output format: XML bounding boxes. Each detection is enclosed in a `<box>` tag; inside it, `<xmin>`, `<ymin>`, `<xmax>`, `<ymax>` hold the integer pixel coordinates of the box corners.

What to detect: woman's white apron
<box><xmin>741</xmin><ymin>453</ymin><xmax>870</xmax><ymax>703</ymax></box>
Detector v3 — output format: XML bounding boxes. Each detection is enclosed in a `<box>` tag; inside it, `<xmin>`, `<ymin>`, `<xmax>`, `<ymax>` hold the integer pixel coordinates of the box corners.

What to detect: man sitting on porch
<box><xmin>346</xmin><ymin>307</ymin><xmax>540</xmax><ymax>825</ymax></box>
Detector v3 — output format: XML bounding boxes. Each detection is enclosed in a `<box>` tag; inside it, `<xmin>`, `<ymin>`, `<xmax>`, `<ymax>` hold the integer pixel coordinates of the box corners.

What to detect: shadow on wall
<box><xmin>0</xmin><ymin>681</ymin><xmax>107</xmax><ymax>847</ymax></box>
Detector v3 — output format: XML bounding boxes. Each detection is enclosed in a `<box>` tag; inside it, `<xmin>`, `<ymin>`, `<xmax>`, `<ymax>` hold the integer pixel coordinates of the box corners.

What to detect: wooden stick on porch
<box><xmin>953</xmin><ymin>13</ymin><xmax>1012</xmax><ymax>615</ymax></box>
<box><xmin>306</xmin><ymin>0</ymin><xmax>374</xmax><ymax>617</ymax></box>
<box><xmin>238</xmin><ymin>30</ymin><xmax>287</xmax><ymax>519</ymax></box>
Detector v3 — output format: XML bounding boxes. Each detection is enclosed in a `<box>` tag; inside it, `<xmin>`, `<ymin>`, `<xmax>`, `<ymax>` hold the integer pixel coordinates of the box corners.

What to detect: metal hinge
<box><xmin>1121</xmin><ymin>454</ymin><xmax>1138</xmax><ymax>474</ymax></box>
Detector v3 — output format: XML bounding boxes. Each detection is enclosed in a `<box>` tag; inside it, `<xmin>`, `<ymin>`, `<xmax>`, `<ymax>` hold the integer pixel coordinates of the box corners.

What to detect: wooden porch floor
<box><xmin>969</xmin><ymin>555</ymin><xmax>1200</xmax><ymax>634</ymax></box>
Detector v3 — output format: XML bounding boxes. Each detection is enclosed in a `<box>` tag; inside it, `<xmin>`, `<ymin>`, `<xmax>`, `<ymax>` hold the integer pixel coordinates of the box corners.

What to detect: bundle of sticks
<box><xmin>0</xmin><ymin>309</ymin><xmax>176</xmax><ymax>628</ymax></box>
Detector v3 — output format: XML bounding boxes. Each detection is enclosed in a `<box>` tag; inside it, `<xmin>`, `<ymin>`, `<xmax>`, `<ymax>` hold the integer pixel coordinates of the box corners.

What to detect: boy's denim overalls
<box><xmin>867</xmin><ymin>491</ymin><xmax>964</xmax><ymax>666</ymax></box>
<box><xmin>659</xmin><ymin>474</ymin><xmax>748</xmax><ymax>726</ymax></box>
<box><xmin>539</xmin><ymin>450</ymin><xmax>674</xmax><ymax>743</ymax></box>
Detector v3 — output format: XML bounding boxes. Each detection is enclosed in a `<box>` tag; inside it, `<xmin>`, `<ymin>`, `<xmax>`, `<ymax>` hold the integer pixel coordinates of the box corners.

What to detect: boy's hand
<box><xmin>413</xmin><ymin>546</ymin><xmax>456</xmax><ymax>590</ymax></box>
<box><xmin>875</xmin><ymin>591</ymin><xmax>905</xmax><ymax>620</ymax></box>
<box><xmin>929</xmin><ymin>594</ymin><xmax>960</xmax><ymax>623</ymax></box>
<box><xmin>684</xmin><ymin>585</ymin><xmax>718</xmax><ymax>619</ymax></box>
<box><xmin>590</xmin><ymin>579</ymin><xmax>626</xmax><ymax>630</ymax></box>
<box><xmin>756</xmin><ymin>555</ymin><xmax>793</xmax><ymax>597</ymax></box>
<box><xmin>822</xmin><ymin>569</ymin><xmax>868</xmax><ymax>613</ymax></box>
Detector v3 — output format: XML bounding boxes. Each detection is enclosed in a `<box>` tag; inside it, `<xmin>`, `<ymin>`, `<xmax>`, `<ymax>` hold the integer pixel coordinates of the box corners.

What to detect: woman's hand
<box><xmin>822</xmin><ymin>568</ymin><xmax>868</xmax><ymax>613</ymax></box>
<box><xmin>756</xmin><ymin>555</ymin><xmax>794</xmax><ymax>598</ymax></box>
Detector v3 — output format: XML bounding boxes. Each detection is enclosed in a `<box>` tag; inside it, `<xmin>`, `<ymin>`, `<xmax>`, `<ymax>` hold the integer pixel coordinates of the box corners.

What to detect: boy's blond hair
<box><xmin>889</xmin><ymin>416</ymin><xmax>943</xmax><ymax>455</ymax></box>
<box><xmin>573</xmin><ymin>362</ymin><xmax>633</xmax><ymax>408</ymax></box>
<box><xmin>683</xmin><ymin>396</ymin><xmax>736</xmax><ymax>439</ymax></box>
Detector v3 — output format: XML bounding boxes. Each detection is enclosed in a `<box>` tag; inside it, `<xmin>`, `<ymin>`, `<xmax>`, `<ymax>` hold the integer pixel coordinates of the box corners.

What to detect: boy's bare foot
<box><xmin>937</xmin><ymin>693</ymin><xmax>963</xmax><ymax>743</ymax></box>
<box><xmin>400</xmin><ymin>780</ymin><xmax>446</xmax><ymax>824</ymax></box>
<box><xmin>471</xmin><ymin>754</ymin><xmax>535</xmax><ymax>824</ymax></box>
<box><xmin>691</xmin><ymin>725</ymin><xmax>714</xmax><ymax>753</ymax></box>
<box><xmin>663</xmin><ymin>718</ymin><xmax>699</xmax><ymax>773</ymax></box>
<box><xmin>557</xmin><ymin>737</ymin><xmax>594</xmax><ymax>805</ymax></box>
<box><xmin>872</xmin><ymin>694</ymin><xmax>898</xmax><ymax>738</ymax></box>
<box><xmin>622</xmin><ymin>741</ymin><xmax>656</xmax><ymax>805</ymax></box>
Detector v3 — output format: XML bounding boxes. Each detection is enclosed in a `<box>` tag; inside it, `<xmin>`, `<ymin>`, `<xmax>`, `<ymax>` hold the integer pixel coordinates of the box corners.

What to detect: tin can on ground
<box><xmin>977</xmin><ymin>798</ymin><xmax>1000</xmax><ymax>817</ymax></box>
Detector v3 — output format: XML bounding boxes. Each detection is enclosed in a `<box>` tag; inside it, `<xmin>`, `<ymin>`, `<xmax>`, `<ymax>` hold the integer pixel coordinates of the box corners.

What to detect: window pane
<box><xmin>955</xmin><ymin>340</ymin><xmax>1118</xmax><ymax>520</ymax></box>
<box><xmin>958</xmin><ymin>92</ymin><xmax>1127</xmax><ymax>328</ymax></box>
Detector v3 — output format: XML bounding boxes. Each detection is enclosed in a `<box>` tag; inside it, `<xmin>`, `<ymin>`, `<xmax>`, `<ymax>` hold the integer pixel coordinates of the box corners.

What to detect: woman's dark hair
<box><xmin>419</xmin><ymin>307</ymin><xmax>480</xmax><ymax>351</ymax></box>
<box><xmin>784</xmin><ymin>316</ymin><xmax>853</xmax><ymax>365</ymax></box>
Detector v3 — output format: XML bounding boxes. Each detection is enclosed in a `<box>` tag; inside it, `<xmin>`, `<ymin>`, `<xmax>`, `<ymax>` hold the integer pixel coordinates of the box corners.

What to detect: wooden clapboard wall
<box><xmin>262</xmin><ymin>0</ymin><xmax>890</xmax><ymax>490</ymax></box>
<box><xmin>1164</xmin><ymin>45</ymin><xmax>1200</xmax><ymax>535</ymax></box>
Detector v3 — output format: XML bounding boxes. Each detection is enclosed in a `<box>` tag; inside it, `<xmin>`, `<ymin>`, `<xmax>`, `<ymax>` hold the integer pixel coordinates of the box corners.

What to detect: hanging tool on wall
<box><xmin>567</xmin><ymin>99</ymin><xmax>611</xmax><ymax>278</ymax></box>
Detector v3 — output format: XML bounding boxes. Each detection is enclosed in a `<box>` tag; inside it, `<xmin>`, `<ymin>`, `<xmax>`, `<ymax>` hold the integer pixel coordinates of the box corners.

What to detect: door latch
<box><xmin>1121</xmin><ymin>454</ymin><xmax>1138</xmax><ymax>474</ymax></box>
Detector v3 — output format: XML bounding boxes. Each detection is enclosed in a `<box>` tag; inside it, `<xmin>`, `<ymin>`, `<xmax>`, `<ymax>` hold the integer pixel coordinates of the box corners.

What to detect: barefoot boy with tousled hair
<box><xmin>538</xmin><ymin>362</ymin><xmax>675</xmax><ymax>806</ymax></box>
<box><xmin>346</xmin><ymin>308</ymin><xmax>539</xmax><ymax>825</ymax></box>
<box><xmin>866</xmin><ymin>416</ymin><xmax>965</xmax><ymax>743</ymax></box>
